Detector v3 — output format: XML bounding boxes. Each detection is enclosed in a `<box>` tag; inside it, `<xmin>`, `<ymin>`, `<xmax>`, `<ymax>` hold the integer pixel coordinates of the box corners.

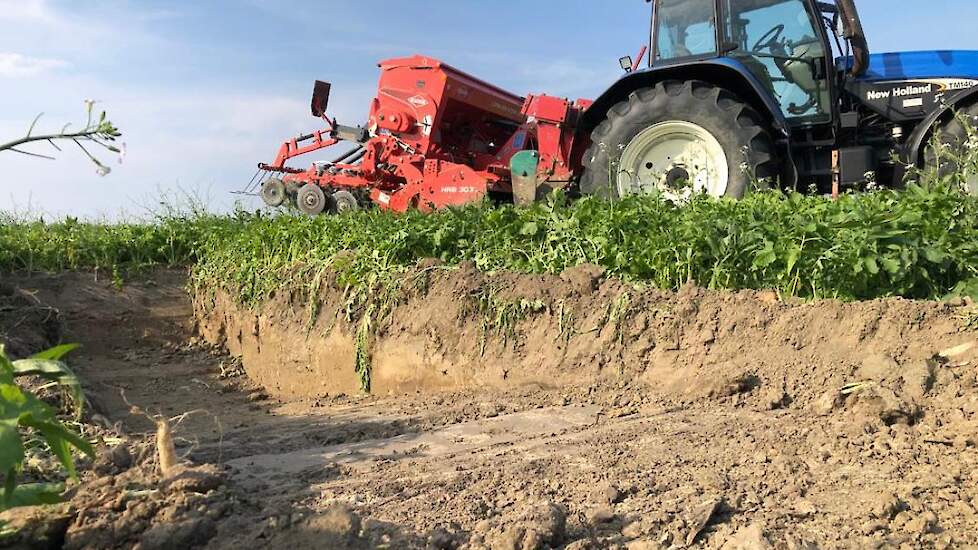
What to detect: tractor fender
<box><xmin>580</xmin><ymin>58</ymin><xmax>790</xmax><ymax>138</ymax></box>
<box><xmin>903</xmin><ymin>85</ymin><xmax>978</xmax><ymax>166</ymax></box>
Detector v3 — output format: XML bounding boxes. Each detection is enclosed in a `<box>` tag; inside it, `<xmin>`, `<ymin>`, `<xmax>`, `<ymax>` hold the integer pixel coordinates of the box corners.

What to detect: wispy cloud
<box><xmin>0</xmin><ymin>53</ymin><xmax>68</xmax><ymax>78</ymax></box>
<box><xmin>0</xmin><ymin>0</ymin><xmax>51</xmax><ymax>22</ymax></box>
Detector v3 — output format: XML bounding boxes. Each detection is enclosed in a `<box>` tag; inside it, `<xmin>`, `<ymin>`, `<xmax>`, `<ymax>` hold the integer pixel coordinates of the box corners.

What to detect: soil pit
<box><xmin>1</xmin><ymin>268</ymin><xmax>976</xmax><ymax>549</ymax></box>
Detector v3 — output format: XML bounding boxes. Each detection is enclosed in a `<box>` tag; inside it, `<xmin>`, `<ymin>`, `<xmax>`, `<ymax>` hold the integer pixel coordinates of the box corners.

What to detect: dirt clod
<box><xmin>161</xmin><ymin>465</ymin><xmax>225</xmax><ymax>495</ymax></box>
<box><xmin>137</xmin><ymin>516</ymin><xmax>216</xmax><ymax>550</ymax></box>
<box><xmin>872</xmin><ymin>493</ymin><xmax>905</xmax><ymax>520</ymax></box>
<box><xmin>559</xmin><ymin>264</ymin><xmax>605</xmax><ymax>296</ymax></box>
<box><xmin>591</xmin><ymin>481</ymin><xmax>622</xmax><ymax>505</ymax></box>
<box><xmin>0</xmin><ymin>505</ymin><xmax>72</xmax><ymax>550</ymax></box>
<box><xmin>906</xmin><ymin>511</ymin><xmax>940</xmax><ymax>535</ymax></box>
<box><xmin>469</xmin><ymin>502</ymin><xmax>566</xmax><ymax>550</ymax></box>
<box><xmin>587</xmin><ymin>504</ymin><xmax>615</xmax><ymax>526</ymax></box>
<box><xmin>94</xmin><ymin>444</ymin><xmax>134</xmax><ymax>475</ymax></box>
<box><xmin>719</xmin><ymin>523</ymin><xmax>772</xmax><ymax>550</ymax></box>
<box><xmin>685</xmin><ymin>498</ymin><xmax>721</xmax><ymax>546</ymax></box>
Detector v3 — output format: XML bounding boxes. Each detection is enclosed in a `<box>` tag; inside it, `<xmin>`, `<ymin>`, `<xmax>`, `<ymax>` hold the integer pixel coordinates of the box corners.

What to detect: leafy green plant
<box><xmin>0</xmin><ymin>344</ymin><xmax>93</xmax><ymax>515</ymax></box>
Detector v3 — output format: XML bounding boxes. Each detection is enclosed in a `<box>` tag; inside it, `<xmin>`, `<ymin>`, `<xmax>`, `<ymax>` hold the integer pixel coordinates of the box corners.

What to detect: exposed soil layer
<box><xmin>1</xmin><ymin>269</ymin><xmax>977</xmax><ymax>549</ymax></box>
<box><xmin>195</xmin><ymin>261</ymin><xmax>976</xmax><ymax>411</ymax></box>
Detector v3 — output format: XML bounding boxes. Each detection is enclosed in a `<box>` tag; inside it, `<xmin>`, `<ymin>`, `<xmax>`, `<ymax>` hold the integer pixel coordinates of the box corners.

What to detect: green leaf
<box><xmin>0</xmin><ymin>383</ymin><xmax>40</xmax><ymax>420</ymax></box>
<box><xmin>29</xmin><ymin>344</ymin><xmax>80</xmax><ymax>361</ymax></box>
<box><xmin>5</xmin><ymin>483</ymin><xmax>64</xmax><ymax>509</ymax></box>
<box><xmin>519</xmin><ymin>222</ymin><xmax>539</xmax><ymax>236</ymax></box>
<box><xmin>880</xmin><ymin>258</ymin><xmax>901</xmax><ymax>275</ymax></box>
<box><xmin>0</xmin><ymin>346</ymin><xmax>12</xmax><ymax>382</ymax></box>
<box><xmin>752</xmin><ymin>242</ymin><xmax>777</xmax><ymax>269</ymax></box>
<box><xmin>0</xmin><ymin>421</ymin><xmax>24</xmax><ymax>475</ymax></box>
<box><xmin>864</xmin><ymin>257</ymin><xmax>880</xmax><ymax>275</ymax></box>
<box><xmin>923</xmin><ymin>247</ymin><xmax>946</xmax><ymax>263</ymax></box>
<box><xmin>11</xmin><ymin>358</ymin><xmax>85</xmax><ymax>416</ymax></box>
<box><xmin>947</xmin><ymin>278</ymin><xmax>978</xmax><ymax>301</ymax></box>
<box><xmin>19</xmin><ymin>417</ymin><xmax>93</xmax><ymax>480</ymax></box>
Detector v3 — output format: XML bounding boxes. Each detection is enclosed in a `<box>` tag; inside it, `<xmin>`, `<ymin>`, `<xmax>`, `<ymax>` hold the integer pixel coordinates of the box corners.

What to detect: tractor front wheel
<box><xmin>296</xmin><ymin>184</ymin><xmax>328</xmax><ymax>216</ymax></box>
<box><xmin>925</xmin><ymin>103</ymin><xmax>978</xmax><ymax>196</ymax></box>
<box><xmin>580</xmin><ymin>80</ymin><xmax>777</xmax><ymax>200</ymax></box>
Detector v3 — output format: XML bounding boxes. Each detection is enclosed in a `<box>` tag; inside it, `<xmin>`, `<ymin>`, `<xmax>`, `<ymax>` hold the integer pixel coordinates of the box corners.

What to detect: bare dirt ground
<box><xmin>2</xmin><ymin>269</ymin><xmax>978</xmax><ymax>549</ymax></box>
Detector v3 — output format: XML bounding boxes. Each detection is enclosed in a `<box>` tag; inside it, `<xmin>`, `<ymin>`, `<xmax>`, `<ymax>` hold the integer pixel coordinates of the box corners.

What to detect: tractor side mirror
<box><xmin>311</xmin><ymin>80</ymin><xmax>332</xmax><ymax>118</ymax></box>
<box><xmin>619</xmin><ymin>56</ymin><xmax>634</xmax><ymax>73</ymax></box>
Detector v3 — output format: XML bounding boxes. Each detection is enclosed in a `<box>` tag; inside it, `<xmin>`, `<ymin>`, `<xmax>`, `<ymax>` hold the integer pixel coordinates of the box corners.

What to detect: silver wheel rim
<box><xmin>617</xmin><ymin>121</ymin><xmax>729</xmax><ymax>201</ymax></box>
<box><xmin>261</xmin><ymin>179</ymin><xmax>285</xmax><ymax>207</ymax></box>
<box><xmin>298</xmin><ymin>186</ymin><xmax>325</xmax><ymax>215</ymax></box>
<box><xmin>333</xmin><ymin>192</ymin><xmax>357</xmax><ymax>213</ymax></box>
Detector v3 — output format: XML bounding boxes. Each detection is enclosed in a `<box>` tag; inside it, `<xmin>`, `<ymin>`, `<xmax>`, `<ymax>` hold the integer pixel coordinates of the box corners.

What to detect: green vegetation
<box><xmin>187</xmin><ymin>182</ymin><xmax>977</xmax><ymax>305</ymax></box>
<box><xmin>0</xmin><ymin>212</ymin><xmax>213</xmax><ymax>275</ymax></box>
<box><xmin>0</xmin><ymin>344</ymin><xmax>94</xmax><ymax>519</ymax></box>
<box><xmin>2</xmin><ymin>181</ymin><xmax>977</xmax><ymax>306</ymax></box>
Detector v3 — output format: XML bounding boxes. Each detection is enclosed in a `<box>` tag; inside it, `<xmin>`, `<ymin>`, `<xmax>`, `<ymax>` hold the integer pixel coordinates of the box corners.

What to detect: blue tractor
<box><xmin>578</xmin><ymin>0</ymin><xmax>978</xmax><ymax>200</ymax></box>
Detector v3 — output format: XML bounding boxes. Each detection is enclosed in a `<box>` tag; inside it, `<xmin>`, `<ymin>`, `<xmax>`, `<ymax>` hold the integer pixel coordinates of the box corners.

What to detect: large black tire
<box><xmin>580</xmin><ymin>80</ymin><xmax>777</xmax><ymax>200</ymax></box>
<box><xmin>924</xmin><ymin>103</ymin><xmax>978</xmax><ymax>196</ymax></box>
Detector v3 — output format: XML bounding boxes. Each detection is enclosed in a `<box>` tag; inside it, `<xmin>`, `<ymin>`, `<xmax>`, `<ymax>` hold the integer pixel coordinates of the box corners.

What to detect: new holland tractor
<box><xmin>256</xmin><ymin>0</ymin><xmax>978</xmax><ymax>214</ymax></box>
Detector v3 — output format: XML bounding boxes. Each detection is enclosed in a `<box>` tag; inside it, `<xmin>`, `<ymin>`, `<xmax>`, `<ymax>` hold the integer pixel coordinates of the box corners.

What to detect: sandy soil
<box><xmin>1</xmin><ymin>269</ymin><xmax>977</xmax><ymax>549</ymax></box>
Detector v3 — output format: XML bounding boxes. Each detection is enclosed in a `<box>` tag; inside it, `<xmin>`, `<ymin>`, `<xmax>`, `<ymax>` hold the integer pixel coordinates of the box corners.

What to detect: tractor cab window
<box><xmin>724</xmin><ymin>0</ymin><xmax>831</xmax><ymax>124</ymax></box>
<box><xmin>655</xmin><ymin>0</ymin><xmax>718</xmax><ymax>61</ymax></box>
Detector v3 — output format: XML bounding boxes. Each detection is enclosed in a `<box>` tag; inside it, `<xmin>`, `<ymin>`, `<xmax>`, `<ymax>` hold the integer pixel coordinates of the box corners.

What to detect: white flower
<box><xmin>95</xmin><ymin>164</ymin><xmax>111</xmax><ymax>177</ymax></box>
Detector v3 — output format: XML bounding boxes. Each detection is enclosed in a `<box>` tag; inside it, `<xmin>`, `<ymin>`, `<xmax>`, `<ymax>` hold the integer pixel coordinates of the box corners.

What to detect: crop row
<box><xmin>2</xmin><ymin>181</ymin><xmax>977</xmax><ymax>303</ymax></box>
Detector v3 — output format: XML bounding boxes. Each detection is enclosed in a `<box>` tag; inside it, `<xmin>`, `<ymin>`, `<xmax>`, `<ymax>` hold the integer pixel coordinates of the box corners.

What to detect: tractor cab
<box><xmin>650</xmin><ymin>0</ymin><xmax>846</xmax><ymax>127</ymax></box>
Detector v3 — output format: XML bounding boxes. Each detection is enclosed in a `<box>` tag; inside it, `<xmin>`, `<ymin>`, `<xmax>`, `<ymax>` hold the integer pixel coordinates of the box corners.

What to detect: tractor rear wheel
<box><xmin>579</xmin><ymin>80</ymin><xmax>777</xmax><ymax>200</ymax></box>
<box><xmin>331</xmin><ymin>190</ymin><xmax>360</xmax><ymax>214</ymax></box>
<box><xmin>924</xmin><ymin>104</ymin><xmax>978</xmax><ymax>196</ymax></box>
<box><xmin>296</xmin><ymin>184</ymin><xmax>328</xmax><ymax>216</ymax></box>
<box><xmin>260</xmin><ymin>178</ymin><xmax>286</xmax><ymax>207</ymax></box>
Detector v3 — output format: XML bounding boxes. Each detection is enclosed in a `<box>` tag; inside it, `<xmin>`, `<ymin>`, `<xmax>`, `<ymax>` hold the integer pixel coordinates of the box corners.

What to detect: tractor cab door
<box><xmin>721</xmin><ymin>0</ymin><xmax>832</xmax><ymax>125</ymax></box>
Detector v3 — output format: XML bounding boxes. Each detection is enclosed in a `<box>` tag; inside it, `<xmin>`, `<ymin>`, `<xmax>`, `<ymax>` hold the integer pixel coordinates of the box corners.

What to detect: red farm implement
<box><xmin>252</xmin><ymin>55</ymin><xmax>593</xmax><ymax>214</ymax></box>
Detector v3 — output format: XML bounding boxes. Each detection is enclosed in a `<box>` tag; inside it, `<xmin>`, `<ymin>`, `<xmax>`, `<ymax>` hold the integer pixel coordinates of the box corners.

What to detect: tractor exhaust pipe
<box><xmin>836</xmin><ymin>0</ymin><xmax>869</xmax><ymax>77</ymax></box>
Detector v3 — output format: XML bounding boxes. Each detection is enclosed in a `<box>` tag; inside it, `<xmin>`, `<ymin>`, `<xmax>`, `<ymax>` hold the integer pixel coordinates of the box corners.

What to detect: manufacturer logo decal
<box><xmin>865</xmin><ymin>79</ymin><xmax>978</xmax><ymax>102</ymax></box>
<box><xmin>408</xmin><ymin>95</ymin><xmax>428</xmax><ymax>107</ymax></box>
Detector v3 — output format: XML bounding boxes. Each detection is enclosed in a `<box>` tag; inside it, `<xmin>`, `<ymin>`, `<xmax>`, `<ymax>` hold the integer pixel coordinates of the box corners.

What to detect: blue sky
<box><xmin>2</xmin><ymin>0</ymin><xmax>978</xmax><ymax>218</ymax></box>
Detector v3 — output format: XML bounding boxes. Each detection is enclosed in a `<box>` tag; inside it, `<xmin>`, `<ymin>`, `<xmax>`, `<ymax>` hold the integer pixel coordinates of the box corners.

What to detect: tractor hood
<box><xmin>851</xmin><ymin>50</ymin><xmax>978</xmax><ymax>81</ymax></box>
<box><xmin>843</xmin><ymin>50</ymin><xmax>978</xmax><ymax>122</ymax></box>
